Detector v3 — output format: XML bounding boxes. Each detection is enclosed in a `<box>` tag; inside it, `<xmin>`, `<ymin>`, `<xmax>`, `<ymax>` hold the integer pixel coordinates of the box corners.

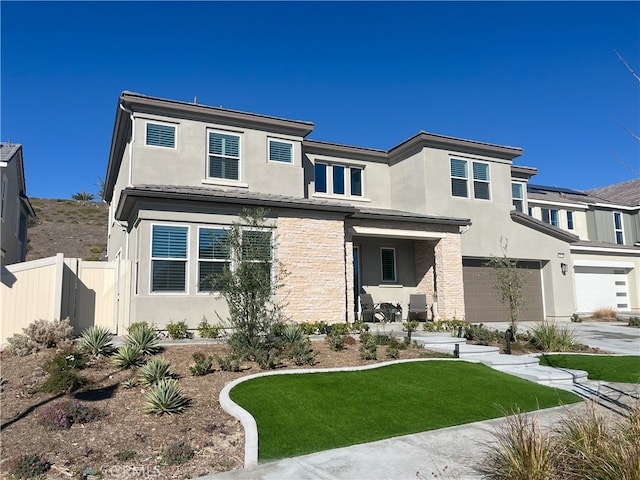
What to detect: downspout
<box><xmin>118</xmin><ymin>102</ymin><xmax>134</xmax><ymax>260</ymax></box>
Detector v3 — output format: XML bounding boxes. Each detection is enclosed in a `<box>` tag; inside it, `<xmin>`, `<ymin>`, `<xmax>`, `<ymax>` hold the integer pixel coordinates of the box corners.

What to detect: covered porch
<box><xmin>346</xmin><ymin>210</ymin><xmax>470</xmax><ymax>323</ymax></box>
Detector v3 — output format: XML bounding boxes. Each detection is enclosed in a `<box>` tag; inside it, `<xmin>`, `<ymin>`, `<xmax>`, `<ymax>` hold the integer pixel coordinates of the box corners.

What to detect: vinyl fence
<box><xmin>1</xmin><ymin>254</ymin><xmax>131</xmax><ymax>345</ymax></box>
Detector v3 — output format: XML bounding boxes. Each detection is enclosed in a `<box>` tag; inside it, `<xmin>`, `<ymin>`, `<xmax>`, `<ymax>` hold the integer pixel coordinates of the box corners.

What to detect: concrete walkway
<box><xmin>195</xmin><ymin>321</ymin><xmax>639</xmax><ymax>480</ymax></box>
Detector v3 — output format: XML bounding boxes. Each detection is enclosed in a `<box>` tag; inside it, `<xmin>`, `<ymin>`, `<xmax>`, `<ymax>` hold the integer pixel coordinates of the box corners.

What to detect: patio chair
<box><xmin>359</xmin><ymin>293</ymin><xmax>385</xmax><ymax>322</ymax></box>
<box><xmin>408</xmin><ymin>294</ymin><xmax>428</xmax><ymax>321</ymax></box>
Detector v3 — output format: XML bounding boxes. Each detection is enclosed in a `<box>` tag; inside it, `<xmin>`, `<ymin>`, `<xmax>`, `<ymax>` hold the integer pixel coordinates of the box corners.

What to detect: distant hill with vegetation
<box><xmin>26</xmin><ymin>198</ymin><xmax>109</xmax><ymax>261</ymax></box>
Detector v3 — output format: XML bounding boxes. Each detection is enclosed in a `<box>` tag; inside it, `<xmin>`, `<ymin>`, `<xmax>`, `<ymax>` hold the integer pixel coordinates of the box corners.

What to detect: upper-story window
<box><xmin>541</xmin><ymin>208</ymin><xmax>559</xmax><ymax>227</ymax></box>
<box><xmin>209</xmin><ymin>131</ymin><xmax>240</xmax><ymax>181</ymax></box>
<box><xmin>613</xmin><ymin>212</ymin><xmax>625</xmax><ymax>244</ymax></box>
<box><xmin>566</xmin><ymin>211</ymin><xmax>574</xmax><ymax>230</ymax></box>
<box><xmin>314</xmin><ymin>163</ymin><xmax>363</xmax><ymax>197</ymax></box>
<box><xmin>268</xmin><ymin>139</ymin><xmax>293</xmax><ymax>164</ymax></box>
<box><xmin>145</xmin><ymin>122</ymin><xmax>176</xmax><ymax>149</ymax></box>
<box><xmin>450</xmin><ymin>158</ymin><xmax>490</xmax><ymax>200</ymax></box>
<box><xmin>151</xmin><ymin>225</ymin><xmax>188</xmax><ymax>293</ymax></box>
<box><xmin>511</xmin><ymin>182</ymin><xmax>525</xmax><ymax>212</ymax></box>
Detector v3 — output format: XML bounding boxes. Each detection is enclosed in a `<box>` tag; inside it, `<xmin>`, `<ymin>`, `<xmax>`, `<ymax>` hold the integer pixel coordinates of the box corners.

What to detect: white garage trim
<box><xmin>573</xmin><ymin>260</ymin><xmax>634</xmax><ymax>269</ymax></box>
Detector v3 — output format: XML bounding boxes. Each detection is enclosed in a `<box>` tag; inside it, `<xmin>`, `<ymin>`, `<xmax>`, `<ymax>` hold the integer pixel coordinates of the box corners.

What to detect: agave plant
<box><xmin>282</xmin><ymin>323</ymin><xmax>304</xmax><ymax>345</ymax></box>
<box><xmin>138</xmin><ymin>357</ymin><xmax>176</xmax><ymax>386</ymax></box>
<box><xmin>112</xmin><ymin>344</ymin><xmax>145</xmax><ymax>369</ymax></box>
<box><xmin>124</xmin><ymin>324</ymin><xmax>160</xmax><ymax>355</ymax></box>
<box><xmin>79</xmin><ymin>326</ymin><xmax>115</xmax><ymax>358</ymax></box>
<box><xmin>144</xmin><ymin>379</ymin><xmax>190</xmax><ymax>415</ymax></box>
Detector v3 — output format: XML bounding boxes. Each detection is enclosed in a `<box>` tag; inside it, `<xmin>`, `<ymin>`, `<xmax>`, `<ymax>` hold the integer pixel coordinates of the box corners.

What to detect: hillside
<box><xmin>26</xmin><ymin>198</ymin><xmax>109</xmax><ymax>261</ymax></box>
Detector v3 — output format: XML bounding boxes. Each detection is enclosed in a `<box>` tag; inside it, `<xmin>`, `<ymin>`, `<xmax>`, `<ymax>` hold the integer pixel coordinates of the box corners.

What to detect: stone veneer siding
<box><xmin>434</xmin><ymin>233</ymin><xmax>465</xmax><ymax>320</ymax></box>
<box><xmin>276</xmin><ymin>214</ymin><xmax>348</xmax><ymax>324</ymax></box>
<box><xmin>414</xmin><ymin>240</ymin><xmax>436</xmax><ymax>308</ymax></box>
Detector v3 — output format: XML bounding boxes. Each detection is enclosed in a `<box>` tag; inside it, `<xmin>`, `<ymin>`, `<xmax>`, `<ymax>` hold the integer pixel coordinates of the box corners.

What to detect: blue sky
<box><xmin>2</xmin><ymin>1</ymin><xmax>639</xmax><ymax>200</ymax></box>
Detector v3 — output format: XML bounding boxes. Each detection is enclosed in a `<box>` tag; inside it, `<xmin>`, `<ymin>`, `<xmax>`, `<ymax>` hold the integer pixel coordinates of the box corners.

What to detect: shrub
<box><xmin>112</xmin><ymin>344</ymin><xmax>145</xmax><ymax>369</ymax></box>
<box><xmin>124</xmin><ymin>323</ymin><xmax>160</xmax><ymax>355</ymax></box>
<box><xmin>254</xmin><ymin>348</ymin><xmax>282</xmax><ymax>370</ymax></box>
<box><xmin>570</xmin><ymin>313</ymin><xmax>582</xmax><ymax>323</ymax></box>
<box><xmin>79</xmin><ymin>325</ymin><xmax>115</xmax><ymax>357</ymax></box>
<box><xmin>114</xmin><ymin>450</ymin><xmax>136</xmax><ymax>461</ymax></box>
<box><xmin>23</xmin><ymin>318</ymin><xmax>73</xmax><ymax>348</ymax></box>
<box><xmin>8</xmin><ymin>453</ymin><xmax>51</xmax><ymax>478</ymax></box>
<box><xmin>359</xmin><ymin>332</ymin><xmax>378</xmax><ymax>360</ymax></box>
<box><xmin>386</xmin><ymin>346</ymin><xmax>400</xmax><ymax>359</ymax></box>
<box><xmin>627</xmin><ymin>316</ymin><xmax>640</xmax><ymax>327</ymax></box>
<box><xmin>350</xmin><ymin>321</ymin><xmax>369</xmax><ymax>333</ymax></box>
<box><xmin>214</xmin><ymin>353</ymin><xmax>242</xmax><ymax>372</ymax></box>
<box><xmin>326</xmin><ymin>329</ymin><xmax>346</xmax><ymax>351</ymax></box>
<box><xmin>139</xmin><ymin>357</ymin><xmax>176</xmax><ymax>386</ymax></box>
<box><xmin>288</xmin><ymin>337</ymin><xmax>317</xmax><ymax>366</ymax></box>
<box><xmin>592</xmin><ymin>307</ymin><xmax>618</xmax><ymax>319</ymax></box>
<box><xmin>329</xmin><ymin>323</ymin><xmax>350</xmax><ymax>335</ymax></box>
<box><xmin>373</xmin><ymin>333</ymin><xmax>393</xmax><ymax>345</ymax></box>
<box><xmin>298</xmin><ymin>322</ymin><xmax>317</xmax><ymax>335</ymax></box>
<box><xmin>313</xmin><ymin>321</ymin><xmax>328</xmax><ymax>334</ymax></box>
<box><xmin>144</xmin><ymin>379</ymin><xmax>190</xmax><ymax>415</ymax></box>
<box><xmin>42</xmin><ymin>350</ymin><xmax>87</xmax><ymax>394</ymax></box>
<box><xmin>402</xmin><ymin>320</ymin><xmax>420</xmax><ymax>339</ymax></box>
<box><xmin>166</xmin><ymin>320</ymin><xmax>190</xmax><ymax>340</ymax></box>
<box><xmin>530</xmin><ymin>320</ymin><xmax>580</xmax><ymax>352</ymax></box>
<box><xmin>464</xmin><ymin>323</ymin><xmax>498</xmax><ymax>345</ymax></box>
<box><xmin>483</xmin><ymin>408</ymin><xmax>555</xmax><ymax>480</ymax></box>
<box><xmin>7</xmin><ymin>333</ymin><xmax>40</xmax><ymax>357</ymax></box>
<box><xmin>189</xmin><ymin>352</ymin><xmax>214</xmax><ymax>376</ymax></box>
<box><xmin>198</xmin><ymin>317</ymin><xmax>223</xmax><ymax>338</ymax></box>
<box><xmin>160</xmin><ymin>440</ymin><xmax>194</xmax><ymax>465</ymax></box>
<box><xmin>38</xmin><ymin>400</ymin><xmax>104</xmax><ymax>430</ymax></box>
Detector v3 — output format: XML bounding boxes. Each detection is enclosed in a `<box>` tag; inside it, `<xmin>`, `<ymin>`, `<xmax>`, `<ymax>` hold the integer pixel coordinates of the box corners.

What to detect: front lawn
<box><xmin>229</xmin><ymin>361</ymin><xmax>580</xmax><ymax>461</ymax></box>
<box><xmin>539</xmin><ymin>354</ymin><xmax>640</xmax><ymax>383</ymax></box>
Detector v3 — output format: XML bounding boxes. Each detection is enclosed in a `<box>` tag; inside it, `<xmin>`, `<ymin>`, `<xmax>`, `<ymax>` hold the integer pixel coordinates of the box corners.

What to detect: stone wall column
<box><xmin>414</xmin><ymin>240</ymin><xmax>436</xmax><ymax>308</ymax></box>
<box><xmin>434</xmin><ymin>234</ymin><xmax>465</xmax><ymax>321</ymax></box>
<box><xmin>276</xmin><ymin>214</ymin><xmax>348</xmax><ymax>324</ymax></box>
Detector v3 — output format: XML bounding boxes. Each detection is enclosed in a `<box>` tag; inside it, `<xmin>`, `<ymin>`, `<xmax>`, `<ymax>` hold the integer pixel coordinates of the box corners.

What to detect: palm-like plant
<box><xmin>138</xmin><ymin>357</ymin><xmax>176</xmax><ymax>386</ymax></box>
<box><xmin>112</xmin><ymin>344</ymin><xmax>145</xmax><ymax>369</ymax></box>
<box><xmin>144</xmin><ymin>379</ymin><xmax>190</xmax><ymax>415</ymax></box>
<box><xmin>79</xmin><ymin>326</ymin><xmax>115</xmax><ymax>357</ymax></box>
<box><xmin>125</xmin><ymin>324</ymin><xmax>160</xmax><ymax>355</ymax></box>
<box><xmin>71</xmin><ymin>191</ymin><xmax>95</xmax><ymax>202</ymax></box>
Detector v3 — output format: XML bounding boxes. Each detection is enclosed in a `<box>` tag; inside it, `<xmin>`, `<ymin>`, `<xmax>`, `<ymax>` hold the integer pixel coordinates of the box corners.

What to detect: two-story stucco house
<box><xmin>527</xmin><ymin>180</ymin><xmax>640</xmax><ymax>314</ymax></box>
<box><xmin>0</xmin><ymin>143</ymin><xmax>35</xmax><ymax>268</ymax></box>
<box><xmin>103</xmin><ymin>92</ymin><xmax>586</xmax><ymax>331</ymax></box>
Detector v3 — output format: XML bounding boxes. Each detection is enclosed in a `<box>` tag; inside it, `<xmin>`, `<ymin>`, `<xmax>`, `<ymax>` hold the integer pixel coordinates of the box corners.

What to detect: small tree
<box><xmin>212</xmin><ymin>208</ymin><xmax>287</xmax><ymax>360</ymax></box>
<box><xmin>486</xmin><ymin>239</ymin><xmax>524</xmax><ymax>340</ymax></box>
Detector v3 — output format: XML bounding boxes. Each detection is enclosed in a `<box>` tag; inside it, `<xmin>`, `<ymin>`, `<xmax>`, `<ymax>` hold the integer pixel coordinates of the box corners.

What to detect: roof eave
<box><xmin>510</xmin><ymin>210</ymin><xmax>579</xmax><ymax>243</ymax></box>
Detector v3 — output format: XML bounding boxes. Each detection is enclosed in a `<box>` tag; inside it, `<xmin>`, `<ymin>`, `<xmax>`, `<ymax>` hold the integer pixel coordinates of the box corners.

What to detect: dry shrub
<box><xmin>485</xmin><ymin>402</ymin><xmax>640</xmax><ymax>480</ymax></box>
<box><xmin>23</xmin><ymin>318</ymin><xmax>73</xmax><ymax>348</ymax></box>
<box><xmin>592</xmin><ymin>307</ymin><xmax>618</xmax><ymax>319</ymax></box>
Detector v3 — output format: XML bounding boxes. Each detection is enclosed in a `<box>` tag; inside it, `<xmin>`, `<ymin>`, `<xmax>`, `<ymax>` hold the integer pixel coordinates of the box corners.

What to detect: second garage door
<box><xmin>463</xmin><ymin>259</ymin><xmax>544</xmax><ymax>323</ymax></box>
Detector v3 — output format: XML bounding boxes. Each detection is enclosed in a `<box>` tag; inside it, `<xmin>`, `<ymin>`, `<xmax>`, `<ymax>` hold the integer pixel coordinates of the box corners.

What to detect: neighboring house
<box><xmin>103</xmin><ymin>92</ymin><xmax>632</xmax><ymax>331</ymax></box>
<box><xmin>0</xmin><ymin>143</ymin><xmax>35</xmax><ymax>268</ymax></box>
<box><xmin>527</xmin><ymin>180</ymin><xmax>640</xmax><ymax>315</ymax></box>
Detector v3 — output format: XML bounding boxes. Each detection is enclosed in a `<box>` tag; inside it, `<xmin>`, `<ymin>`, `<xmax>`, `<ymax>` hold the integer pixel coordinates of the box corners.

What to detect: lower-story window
<box><xmin>151</xmin><ymin>225</ymin><xmax>188</xmax><ymax>293</ymax></box>
<box><xmin>198</xmin><ymin>227</ymin><xmax>231</xmax><ymax>292</ymax></box>
<box><xmin>381</xmin><ymin>247</ymin><xmax>397</xmax><ymax>282</ymax></box>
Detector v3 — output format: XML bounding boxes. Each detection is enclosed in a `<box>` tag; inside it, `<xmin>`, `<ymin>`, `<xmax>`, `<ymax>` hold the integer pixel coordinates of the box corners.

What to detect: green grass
<box><xmin>539</xmin><ymin>354</ymin><xmax>640</xmax><ymax>383</ymax></box>
<box><xmin>229</xmin><ymin>361</ymin><xmax>580</xmax><ymax>461</ymax></box>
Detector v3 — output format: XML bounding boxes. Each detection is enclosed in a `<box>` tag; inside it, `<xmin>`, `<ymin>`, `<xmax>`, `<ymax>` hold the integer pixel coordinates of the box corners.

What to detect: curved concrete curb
<box><xmin>218</xmin><ymin>357</ymin><xmax>472</xmax><ymax>467</ymax></box>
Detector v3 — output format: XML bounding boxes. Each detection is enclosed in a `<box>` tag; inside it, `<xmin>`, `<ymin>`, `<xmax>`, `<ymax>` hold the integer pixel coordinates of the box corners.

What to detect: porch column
<box><xmin>434</xmin><ymin>234</ymin><xmax>465</xmax><ymax>321</ymax></box>
<box><xmin>414</xmin><ymin>240</ymin><xmax>436</xmax><ymax>309</ymax></box>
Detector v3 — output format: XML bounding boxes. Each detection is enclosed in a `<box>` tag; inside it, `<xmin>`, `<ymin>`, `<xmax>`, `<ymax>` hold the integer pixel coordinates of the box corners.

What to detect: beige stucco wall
<box><xmin>528</xmin><ymin>203</ymin><xmax>590</xmax><ymax>240</ymax></box>
<box><xmin>129</xmin><ymin>114</ymin><xmax>305</xmax><ymax>198</ymax></box>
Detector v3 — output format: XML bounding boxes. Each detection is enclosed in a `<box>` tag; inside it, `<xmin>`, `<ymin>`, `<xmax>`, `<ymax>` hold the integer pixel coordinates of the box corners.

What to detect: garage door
<box><xmin>463</xmin><ymin>259</ymin><xmax>544</xmax><ymax>323</ymax></box>
<box><xmin>574</xmin><ymin>266</ymin><xmax>629</xmax><ymax>314</ymax></box>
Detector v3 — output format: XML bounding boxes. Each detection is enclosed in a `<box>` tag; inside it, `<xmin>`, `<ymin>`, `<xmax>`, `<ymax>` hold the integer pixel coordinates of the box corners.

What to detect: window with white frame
<box><xmin>242</xmin><ymin>229</ymin><xmax>273</xmax><ymax>286</ymax></box>
<box><xmin>541</xmin><ymin>208</ymin><xmax>559</xmax><ymax>226</ymax></box>
<box><xmin>613</xmin><ymin>212</ymin><xmax>624</xmax><ymax>244</ymax></box>
<box><xmin>314</xmin><ymin>162</ymin><xmax>363</xmax><ymax>197</ymax></box>
<box><xmin>0</xmin><ymin>175</ymin><xmax>7</xmax><ymax>222</ymax></box>
<box><xmin>511</xmin><ymin>182</ymin><xmax>524</xmax><ymax>212</ymax></box>
<box><xmin>566</xmin><ymin>211</ymin><xmax>574</xmax><ymax>230</ymax></box>
<box><xmin>151</xmin><ymin>225</ymin><xmax>188</xmax><ymax>293</ymax></box>
<box><xmin>198</xmin><ymin>227</ymin><xmax>231</xmax><ymax>292</ymax></box>
<box><xmin>208</xmin><ymin>131</ymin><xmax>240</xmax><ymax>181</ymax></box>
<box><xmin>268</xmin><ymin>139</ymin><xmax>293</xmax><ymax>164</ymax></box>
<box><xmin>541</xmin><ymin>208</ymin><xmax>559</xmax><ymax>227</ymax></box>
<box><xmin>450</xmin><ymin>158</ymin><xmax>490</xmax><ymax>200</ymax></box>
<box><xmin>381</xmin><ymin>248</ymin><xmax>396</xmax><ymax>283</ymax></box>
<box><xmin>145</xmin><ymin>122</ymin><xmax>176</xmax><ymax>148</ymax></box>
